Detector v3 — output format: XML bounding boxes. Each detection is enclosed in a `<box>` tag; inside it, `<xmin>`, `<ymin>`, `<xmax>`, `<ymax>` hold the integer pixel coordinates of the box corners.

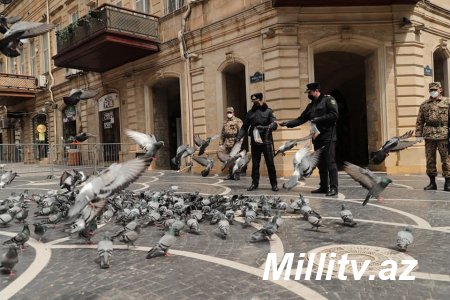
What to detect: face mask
<box><xmin>227</xmin><ymin>113</ymin><xmax>233</xmax><ymax>119</ymax></box>
<box><xmin>430</xmin><ymin>91</ymin><xmax>439</xmax><ymax>98</ymax></box>
<box><xmin>308</xmin><ymin>95</ymin><xmax>315</xmax><ymax>101</ymax></box>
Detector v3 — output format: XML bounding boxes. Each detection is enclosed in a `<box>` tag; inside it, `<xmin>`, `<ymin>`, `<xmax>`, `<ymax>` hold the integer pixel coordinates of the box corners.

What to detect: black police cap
<box><xmin>305</xmin><ymin>82</ymin><xmax>321</xmax><ymax>93</ymax></box>
<box><xmin>251</xmin><ymin>93</ymin><xmax>263</xmax><ymax>101</ymax></box>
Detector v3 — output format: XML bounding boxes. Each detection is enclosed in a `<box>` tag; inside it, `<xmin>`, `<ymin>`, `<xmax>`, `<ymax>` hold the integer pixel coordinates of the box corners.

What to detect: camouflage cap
<box><xmin>429</xmin><ymin>82</ymin><xmax>442</xmax><ymax>90</ymax></box>
<box><xmin>226</xmin><ymin>107</ymin><xmax>234</xmax><ymax>113</ymax></box>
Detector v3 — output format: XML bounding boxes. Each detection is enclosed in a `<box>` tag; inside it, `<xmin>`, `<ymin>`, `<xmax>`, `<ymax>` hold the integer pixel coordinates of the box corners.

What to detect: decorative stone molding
<box><xmin>225</xmin><ymin>51</ymin><xmax>235</xmax><ymax>64</ymax></box>
<box><xmin>340</xmin><ymin>28</ymin><xmax>353</xmax><ymax>42</ymax></box>
<box><xmin>261</xmin><ymin>27</ymin><xmax>275</xmax><ymax>39</ymax></box>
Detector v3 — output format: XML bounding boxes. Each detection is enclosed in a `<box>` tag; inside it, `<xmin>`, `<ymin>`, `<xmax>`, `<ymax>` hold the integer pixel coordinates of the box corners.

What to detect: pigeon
<box><xmin>397</xmin><ymin>225</ymin><xmax>414</xmax><ymax>252</ymax></box>
<box><xmin>250</xmin><ymin>217</ymin><xmax>278</xmax><ymax>243</ymax></box>
<box><xmin>171</xmin><ymin>145</ymin><xmax>196</xmax><ymax>170</ymax></box>
<box><xmin>0</xmin><ymin>170</ymin><xmax>17</xmax><ymax>189</ymax></box>
<box><xmin>307</xmin><ymin>212</ymin><xmax>322</xmax><ymax>230</ymax></box>
<box><xmin>63</xmin><ymin>89</ymin><xmax>98</xmax><ymax>106</ymax></box>
<box><xmin>340</xmin><ymin>204</ymin><xmax>356</xmax><ymax>227</ymax></box>
<box><xmin>0</xmin><ymin>21</ymin><xmax>54</xmax><ymax>57</ymax></box>
<box><xmin>274</xmin><ymin>135</ymin><xmax>312</xmax><ymax>157</ymax></box>
<box><xmin>216</xmin><ymin>139</ymin><xmax>243</xmax><ymax>170</ymax></box>
<box><xmin>60</xmin><ymin>169</ymin><xmax>86</xmax><ymax>192</ymax></box>
<box><xmin>218</xmin><ymin>215</ymin><xmax>230</xmax><ymax>240</ymax></box>
<box><xmin>14</xmin><ymin>208</ymin><xmax>28</xmax><ymax>223</ymax></box>
<box><xmin>146</xmin><ymin>227</ymin><xmax>176</xmax><ymax>259</ymax></box>
<box><xmin>33</xmin><ymin>223</ymin><xmax>47</xmax><ymax>242</ymax></box>
<box><xmin>370</xmin><ymin>130</ymin><xmax>417</xmax><ymax>164</ymax></box>
<box><xmin>343</xmin><ymin>161</ymin><xmax>392</xmax><ymax>206</ymax></box>
<box><xmin>194</xmin><ymin>133</ymin><xmax>220</xmax><ymax>156</ymax></box>
<box><xmin>186</xmin><ymin>217</ymin><xmax>200</xmax><ymax>234</ymax></box>
<box><xmin>0</xmin><ymin>14</ymin><xmax>21</xmax><ymax>34</ymax></box>
<box><xmin>97</xmin><ymin>231</ymin><xmax>113</xmax><ymax>268</ymax></box>
<box><xmin>0</xmin><ymin>246</ymin><xmax>18</xmax><ymax>277</ymax></box>
<box><xmin>3</xmin><ymin>223</ymin><xmax>30</xmax><ymax>250</ymax></box>
<box><xmin>230</xmin><ymin>150</ymin><xmax>251</xmax><ymax>178</ymax></box>
<box><xmin>192</xmin><ymin>155</ymin><xmax>215</xmax><ymax>177</ymax></box>
<box><xmin>125</xmin><ymin>129</ymin><xmax>164</xmax><ymax>161</ymax></box>
<box><xmin>283</xmin><ymin>147</ymin><xmax>322</xmax><ymax>190</ymax></box>
<box><xmin>67</xmin><ymin>156</ymin><xmax>149</xmax><ymax>218</ymax></box>
<box><xmin>115</xmin><ymin>226</ymin><xmax>140</xmax><ymax>248</ymax></box>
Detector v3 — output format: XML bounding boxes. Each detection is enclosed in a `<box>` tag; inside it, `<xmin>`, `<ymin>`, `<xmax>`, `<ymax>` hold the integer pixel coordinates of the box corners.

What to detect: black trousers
<box><xmin>251</xmin><ymin>143</ymin><xmax>277</xmax><ymax>186</ymax></box>
<box><xmin>313</xmin><ymin>140</ymin><xmax>338</xmax><ymax>190</ymax></box>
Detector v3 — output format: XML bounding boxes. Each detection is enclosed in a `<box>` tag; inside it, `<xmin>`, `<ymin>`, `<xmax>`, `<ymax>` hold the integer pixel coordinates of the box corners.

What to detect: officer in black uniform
<box><xmin>280</xmin><ymin>82</ymin><xmax>339</xmax><ymax>196</ymax></box>
<box><xmin>236</xmin><ymin>92</ymin><xmax>279</xmax><ymax>191</ymax></box>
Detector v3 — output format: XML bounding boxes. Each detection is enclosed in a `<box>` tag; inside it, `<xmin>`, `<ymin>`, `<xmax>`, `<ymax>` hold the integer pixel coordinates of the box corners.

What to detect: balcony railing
<box><xmin>0</xmin><ymin>73</ymin><xmax>36</xmax><ymax>91</ymax></box>
<box><xmin>56</xmin><ymin>4</ymin><xmax>160</xmax><ymax>54</ymax></box>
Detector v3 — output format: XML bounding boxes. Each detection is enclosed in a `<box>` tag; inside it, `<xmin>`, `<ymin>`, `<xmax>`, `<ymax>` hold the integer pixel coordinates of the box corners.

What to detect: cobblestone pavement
<box><xmin>0</xmin><ymin>168</ymin><xmax>449</xmax><ymax>300</ymax></box>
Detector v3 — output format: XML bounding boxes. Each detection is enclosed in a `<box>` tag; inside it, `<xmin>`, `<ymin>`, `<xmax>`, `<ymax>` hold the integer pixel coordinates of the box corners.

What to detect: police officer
<box><xmin>415</xmin><ymin>82</ymin><xmax>450</xmax><ymax>191</ymax></box>
<box><xmin>236</xmin><ymin>92</ymin><xmax>279</xmax><ymax>191</ymax></box>
<box><xmin>219</xmin><ymin>107</ymin><xmax>243</xmax><ymax>180</ymax></box>
<box><xmin>280</xmin><ymin>82</ymin><xmax>339</xmax><ymax>196</ymax></box>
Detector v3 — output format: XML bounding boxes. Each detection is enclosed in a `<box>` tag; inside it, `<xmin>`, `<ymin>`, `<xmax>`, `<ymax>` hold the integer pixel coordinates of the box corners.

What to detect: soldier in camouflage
<box><xmin>416</xmin><ymin>82</ymin><xmax>450</xmax><ymax>191</ymax></box>
<box><xmin>219</xmin><ymin>107</ymin><xmax>243</xmax><ymax>180</ymax></box>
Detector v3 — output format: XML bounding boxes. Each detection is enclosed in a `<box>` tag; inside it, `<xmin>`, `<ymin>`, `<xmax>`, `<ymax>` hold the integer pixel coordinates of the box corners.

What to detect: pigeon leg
<box><xmin>164</xmin><ymin>252</ymin><xmax>172</xmax><ymax>257</ymax></box>
<box><xmin>8</xmin><ymin>271</ymin><xmax>15</xmax><ymax>278</ymax></box>
<box><xmin>377</xmin><ymin>196</ymin><xmax>385</xmax><ymax>204</ymax></box>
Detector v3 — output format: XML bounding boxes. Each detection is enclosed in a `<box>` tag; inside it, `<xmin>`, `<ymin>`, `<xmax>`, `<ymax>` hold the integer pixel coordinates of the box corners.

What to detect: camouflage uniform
<box><xmin>220</xmin><ymin>116</ymin><xmax>243</xmax><ymax>152</ymax></box>
<box><xmin>416</xmin><ymin>83</ymin><xmax>450</xmax><ymax>178</ymax></box>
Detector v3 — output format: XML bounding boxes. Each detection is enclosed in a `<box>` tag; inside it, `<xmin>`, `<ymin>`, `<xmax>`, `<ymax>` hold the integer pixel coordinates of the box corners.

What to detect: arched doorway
<box><xmin>433</xmin><ymin>48</ymin><xmax>449</xmax><ymax>96</ymax></box>
<box><xmin>314</xmin><ymin>51</ymin><xmax>371</xmax><ymax>167</ymax></box>
<box><xmin>32</xmin><ymin>113</ymin><xmax>49</xmax><ymax>160</ymax></box>
<box><xmin>152</xmin><ymin>77</ymin><xmax>181</xmax><ymax>169</ymax></box>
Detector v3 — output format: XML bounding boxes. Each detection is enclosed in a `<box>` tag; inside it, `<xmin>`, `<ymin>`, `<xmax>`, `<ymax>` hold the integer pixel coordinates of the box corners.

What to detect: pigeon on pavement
<box><xmin>397</xmin><ymin>225</ymin><xmax>414</xmax><ymax>252</ymax></box>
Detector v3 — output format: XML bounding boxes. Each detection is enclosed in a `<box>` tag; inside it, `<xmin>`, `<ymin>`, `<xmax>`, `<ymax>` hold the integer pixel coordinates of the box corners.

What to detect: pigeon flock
<box><xmin>0</xmin><ymin>129</ymin><xmax>418</xmax><ymax>279</ymax></box>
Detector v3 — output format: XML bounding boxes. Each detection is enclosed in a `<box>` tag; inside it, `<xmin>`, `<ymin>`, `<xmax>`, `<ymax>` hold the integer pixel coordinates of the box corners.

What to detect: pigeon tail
<box><xmin>283</xmin><ymin>174</ymin><xmax>300</xmax><ymax>191</ymax></box>
<box><xmin>362</xmin><ymin>192</ymin><xmax>372</xmax><ymax>206</ymax></box>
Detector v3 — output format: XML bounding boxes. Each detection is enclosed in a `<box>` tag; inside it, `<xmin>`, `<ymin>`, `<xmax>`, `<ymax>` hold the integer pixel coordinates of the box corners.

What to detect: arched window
<box><xmin>62</xmin><ymin>105</ymin><xmax>77</xmax><ymax>142</ymax></box>
<box><xmin>433</xmin><ymin>48</ymin><xmax>449</xmax><ymax>96</ymax></box>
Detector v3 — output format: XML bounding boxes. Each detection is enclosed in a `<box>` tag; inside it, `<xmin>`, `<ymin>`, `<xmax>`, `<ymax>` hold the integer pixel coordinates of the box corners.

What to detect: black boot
<box><xmin>247</xmin><ymin>183</ymin><xmax>258</xmax><ymax>191</ymax></box>
<box><xmin>271</xmin><ymin>184</ymin><xmax>279</xmax><ymax>192</ymax></box>
<box><xmin>326</xmin><ymin>187</ymin><xmax>338</xmax><ymax>197</ymax></box>
<box><xmin>311</xmin><ymin>186</ymin><xmax>328</xmax><ymax>194</ymax></box>
<box><xmin>444</xmin><ymin>178</ymin><xmax>450</xmax><ymax>192</ymax></box>
<box><xmin>424</xmin><ymin>176</ymin><xmax>437</xmax><ymax>190</ymax></box>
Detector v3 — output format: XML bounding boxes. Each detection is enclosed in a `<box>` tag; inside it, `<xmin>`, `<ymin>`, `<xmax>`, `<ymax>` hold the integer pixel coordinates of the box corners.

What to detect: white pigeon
<box><xmin>67</xmin><ymin>157</ymin><xmax>149</xmax><ymax>218</ymax></box>
<box><xmin>397</xmin><ymin>225</ymin><xmax>414</xmax><ymax>252</ymax></box>
<box><xmin>0</xmin><ymin>171</ymin><xmax>17</xmax><ymax>189</ymax></box>
<box><xmin>283</xmin><ymin>147</ymin><xmax>322</xmax><ymax>190</ymax></box>
<box><xmin>125</xmin><ymin>129</ymin><xmax>164</xmax><ymax>160</ymax></box>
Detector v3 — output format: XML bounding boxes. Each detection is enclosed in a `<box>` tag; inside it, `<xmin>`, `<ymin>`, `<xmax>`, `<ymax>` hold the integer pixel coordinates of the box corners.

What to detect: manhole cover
<box><xmin>306</xmin><ymin>244</ymin><xmax>417</xmax><ymax>276</ymax></box>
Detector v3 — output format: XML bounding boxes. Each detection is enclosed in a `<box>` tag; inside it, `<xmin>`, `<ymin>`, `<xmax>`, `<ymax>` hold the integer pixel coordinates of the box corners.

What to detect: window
<box><xmin>63</xmin><ymin>105</ymin><xmax>77</xmax><ymax>141</ymax></box>
<box><xmin>19</xmin><ymin>54</ymin><xmax>25</xmax><ymax>74</ymax></box>
<box><xmin>0</xmin><ymin>60</ymin><xmax>3</xmax><ymax>73</ymax></box>
<box><xmin>29</xmin><ymin>40</ymin><xmax>36</xmax><ymax>76</ymax></box>
<box><xmin>433</xmin><ymin>48</ymin><xmax>449</xmax><ymax>96</ymax></box>
<box><xmin>135</xmin><ymin>0</ymin><xmax>149</xmax><ymax>13</ymax></box>
<box><xmin>166</xmin><ymin>0</ymin><xmax>184</xmax><ymax>14</ymax></box>
<box><xmin>41</xmin><ymin>34</ymin><xmax>49</xmax><ymax>73</ymax></box>
<box><xmin>7</xmin><ymin>57</ymin><xmax>16</xmax><ymax>74</ymax></box>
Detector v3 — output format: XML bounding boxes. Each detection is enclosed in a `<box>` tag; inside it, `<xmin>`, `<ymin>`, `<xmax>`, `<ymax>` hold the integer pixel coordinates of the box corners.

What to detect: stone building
<box><xmin>1</xmin><ymin>0</ymin><xmax>450</xmax><ymax>175</ymax></box>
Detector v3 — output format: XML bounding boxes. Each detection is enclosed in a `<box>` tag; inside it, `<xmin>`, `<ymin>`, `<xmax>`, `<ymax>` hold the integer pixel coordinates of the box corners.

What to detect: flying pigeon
<box><xmin>63</xmin><ymin>89</ymin><xmax>98</xmax><ymax>105</ymax></box>
<box><xmin>370</xmin><ymin>130</ymin><xmax>417</xmax><ymax>164</ymax></box>
<box><xmin>192</xmin><ymin>155</ymin><xmax>215</xmax><ymax>177</ymax></box>
<box><xmin>66</xmin><ymin>132</ymin><xmax>95</xmax><ymax>143</ymax></box>
<box><xmin>67</xmin><ymin>156</ymin><xmax>150</xmax><ymax>218</ymax></box>
<box><xmin>0</xmin><ymin>170</ymin><xmax>17</xmax><ymax>189</ymax></box>
<box><xmin>125</xmin><ymin>129</ymin><xmax>164</xmax><ymax>161</ymax></box>
<box><xmin>146</xmin><ymin>227</ymin><xmax>176</xmax><ymax>259</ymax></box>
<box><xmin>283</xmin><ymin>147</ymin><xmax>322</xmax><ymax>190</ymax></box>
<box><xmin>171</xmin><ymin>145</ymin><xmax>196</xmax><ymax>170</ymax></box>
<box><xmin>274</xmin><ymin>134</ymin><xmax>312</xmax><ymax>157</ymax></box>
<box><xmin>343</xmin><ymin>161</ymin><xmax>392</xmax><ymax>206</ymax></box>
<box><xmin>60</xmin><ymin>169</ymin><xmax>86</xmax><ymax>192</ymax></box>
<box><xmin>230</xmin><ymin>150</ymin><xmax>251</xmax><ymax>179</ymax></box>
<box><xmin>97</xmin><ymin>231</ymin><xmax>113</xmax><ymax>268</ymax></box>
<box><xmin>217</xmin><ymin>139</ymin><xmax>244</xmax><ymax>170</ymax></box>
<box><xmin>0</xmin><ymin>21</ymin><xmax>54</xmax><ymax>57</ymax></box>
<box><xmin>396</xmin><ymin>225</ymin><xmax>414</xmax><ymax>252</ymax></box>
<box><xmin>0</xmin><ymin>245</ymin><xmax>18</xmax><ymax>277</ymax></box>
<box><xmin>340</xmin><ymin>204</ymin><xmax>356</xmax><ymax>227</ymax></box>
<box><xmin>194</xmin><ymin>133</ymin><xmax>220</xmax><ymax>156</ymax></box>
<box><xmin>0</xmin><ymin>14</ymin><xmax>21</xmax><ymax>34</ymax></box>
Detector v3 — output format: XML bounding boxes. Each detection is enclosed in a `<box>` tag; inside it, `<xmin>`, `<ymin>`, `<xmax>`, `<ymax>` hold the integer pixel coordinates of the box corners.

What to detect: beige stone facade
<box><xmin>1</xmin><ymin>0</ymin><xmax>450</xmax><ymax>175</ymax></box>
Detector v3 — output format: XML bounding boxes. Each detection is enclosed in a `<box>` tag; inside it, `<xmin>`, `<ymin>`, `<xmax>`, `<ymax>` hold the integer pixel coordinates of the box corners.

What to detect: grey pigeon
<box><xmin>307</xmin><ymin>212</ymin><xmax>322</xmax><ymax>230</ymax></box>
<box><xmin>68</xmin><ymin>157</ymin><xmax>149</xmax><ymax>218</ymax></box>
<box><xmin>194</xmin><ymin>133</ymin><xmax>220</xmax><ymax>156</ymax></box>
<box><xmin>186</xmin><ymin>217</ymin><xmax>200</xmax><ymax>234</ymax></box>
<box><xmin>0</xmin><ymin>15</ymin><xmax>21</xmax><ymax>34</ymax></box>
<box><xmin>116</xmin><ymin>227</ymin><xmax>140</xmax><ymax>248</ymax></box>
<box><xmin>397</xmin><ymin>225</ymin><xmax>414</xmax><ymax>252</ymax></box>
<box><xmin>60</xmin><ymin>169</ymin><xmax>86</xmax><ymax>192</ymax></box>
<box><xmin>343</xmin><ymin>161</ymin><xmax>392</xmax><ymax>206</ymax></box>
<box><xmin>125</xmin><ymin>129</ymin><xmax>164</xmax><ymax>161</ymax></box>
<box><xmin>370</xmin><ymin>130</ymin><xmax>417</xmax><ymax>164</ymax></box>
<box><xmin>283</xmin><ymin>147</ymin><xmax>322</xmax><ymax>190</ymax></box>
<box><xmin>63</xmin><ymin>89</ymin><xmax>98</xmax><ymax>105</ymax></box>
<box><xmin>146</xmin><ymin>227</ymin><xmax>176</xmax><ymax>259</ymax></box>
<box><xmin>250</xmin><ymin>217</ymin><xmax>278</xmax><ymax>243</ymax></box>
<box><xmin>218</xmin><ymin>215</ymin><xmax>230</xmax><ymax>240</ymax></box>
<box><xmin>97</xmin><ymin>231</ymin><xmax>113</xmax><ymax>268</ymax></box>
<box><xmin>192</xmin><ymin>155</ymin><xmax>215</xmax><ymax>177</ymax></box>
<box><xmin>0</xmin><ymin>245</ymin><xmax>18</xmax><ymax>276</ymax></box>
<box><xmin>14</xmin><ymin>208</ymin><xmax>28</xmax><ymax>223</ymax></box>
<box><xmin>0</xmin><ymin>21</ymin><xmax>54</xmax><ymax>57</ymax></box>
<box><xmin>171</xmin><ymin>145</ymin><xmax>196</xmax><ymax>170</ymax></box>
<box><xmin>231</xmin><ymin>150</ymin><xmax>251</xmax><ymax>178</ymax></box>
<box><xmin>274</xmin><ymin>135</ymin><xmax>312</xmax><ymax>157</ymax></box>
<box><xmin>33</xmin><ymin>223</ymin><xmax>47</xmax><ymax>242</ymax></box>
<box><xmin>3</xmin><ymin>223</ymin><xmax>30</xmax><ymax>250</ymax></box>
<box><xmin>0</xmin><ymin>170</ymin><xmax>17</xmax><ymax>189</ymax></box>
<box><xmin>340</xmin><ymin>204</ymin><xmax>356</xmax><ymax>227</ymax></box>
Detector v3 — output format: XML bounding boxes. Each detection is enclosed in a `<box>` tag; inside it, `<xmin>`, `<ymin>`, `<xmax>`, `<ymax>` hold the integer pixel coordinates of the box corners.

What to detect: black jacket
<box><xmin>236</xmin><ymin>103</ymin><xmax>278</xmax><ymax>145</ymax></box>
<box><xmin>286</xmin><ymin>94</ymin><xmax>339</xmax><ymax>142</ymax></box>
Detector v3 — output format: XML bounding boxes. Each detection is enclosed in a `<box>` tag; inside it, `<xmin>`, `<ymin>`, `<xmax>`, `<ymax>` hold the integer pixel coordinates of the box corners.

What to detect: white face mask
<box><xmin>227</xmin><ymin>113</ymin><xmax>233</xmax><ymax>119</ymax></box>
<box><xmin>430</xmin><ymin>91</ymin><xmax>439</xmax><ymax>98</ymax></box>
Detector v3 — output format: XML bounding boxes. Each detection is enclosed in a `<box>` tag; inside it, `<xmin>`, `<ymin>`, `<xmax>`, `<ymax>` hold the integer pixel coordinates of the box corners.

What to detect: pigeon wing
<box><xmin>229</xmin><ymin>139</ymin><xmax>242</xmax><ymax>157</ymax></box>
<box><xmin>125</xmin><ymin>129</ymin><xmax>154</xmax><ymax>149</ymax></box>
<box><xmin>79</xmin><ymin>89</ymin><xmax>98</xmax><ymax>100</ymax></box>
<box><xmin>293</xmin><ymin>134</ymin><xmax>313</xmax><ymax>143</ymax></box>
<box><xmin>343</xmin><ymin>161</ymin><xmax>375</xmax><ymax>190</ymax></box>
<box><xmin>209</xmin><ymin>133</ymin><xmax>220</xmax><ymax>141</ymax></box>
<box><xmin>390</xmin><ymin>140</ymin><xmax>418</xmax><ymax>152</ymax></box>
<box><xmin>398</xmin><ymin>130</ymin><xmax>414</xmax><ymax>140</ymax></box>
<box><xmin>217</xmin><ymin>151</ymin><xmax>230</xmax><ymax>163</ymax></box>
<box><xmin>194</xmin><ymin>134</ymin><xmax>204</xmax><ymax>147</ymax></box>
<box><xmin>192</xmin><ymin>155</ymin><xmax>209</xmax><ymax>167</ymax></box>
<box><xmin>9</xmin><ymin>21</ymin><xmax>54</xmax><ymax>38</ymax></box>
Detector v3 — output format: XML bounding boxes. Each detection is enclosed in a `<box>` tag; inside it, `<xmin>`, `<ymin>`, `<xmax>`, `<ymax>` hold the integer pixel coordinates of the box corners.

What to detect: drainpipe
<box><xmin>178</xmin><ymin>0</ymin><xmax>202</xmax><ymax>147</ymax></box>
<box><xmin>46</xmin><ymin>0</ymin><xmax>57</xmax><ymax>146</ymax></box>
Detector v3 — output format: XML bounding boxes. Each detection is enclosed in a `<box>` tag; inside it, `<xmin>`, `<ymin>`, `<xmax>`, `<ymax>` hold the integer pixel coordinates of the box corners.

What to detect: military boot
<box><xmin>444</xmin><ymin>178</ymin><xmax>450</xmax><ymax>192</ymax></box>
<box><xmin>424</xmin><ymin>176</ymin><xmax>437</xmax><ymax>190</ymax></box>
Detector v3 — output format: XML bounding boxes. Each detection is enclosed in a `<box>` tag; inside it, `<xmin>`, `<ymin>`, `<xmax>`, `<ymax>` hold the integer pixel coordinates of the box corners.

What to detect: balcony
<box><xmin>272</xmin><ymin>0</ymin><xmax>421</xmax><ymax>6</ymax></box>
<box><xmin>0</xmin><ymin>73</ymin><xmax>37</xmax><ymax>106</ymax></box>
<box><xmin>53</xmin><ymin>4</ymin><xmax>160</xmax><ymax>73</ymax></box>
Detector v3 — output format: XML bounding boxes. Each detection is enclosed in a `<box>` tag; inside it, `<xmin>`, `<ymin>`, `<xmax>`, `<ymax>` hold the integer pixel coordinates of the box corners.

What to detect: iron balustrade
<box><xmin>0</xmin><ymin>73</ymin><xmax>37</xmax><ymax>91</ymax></box>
